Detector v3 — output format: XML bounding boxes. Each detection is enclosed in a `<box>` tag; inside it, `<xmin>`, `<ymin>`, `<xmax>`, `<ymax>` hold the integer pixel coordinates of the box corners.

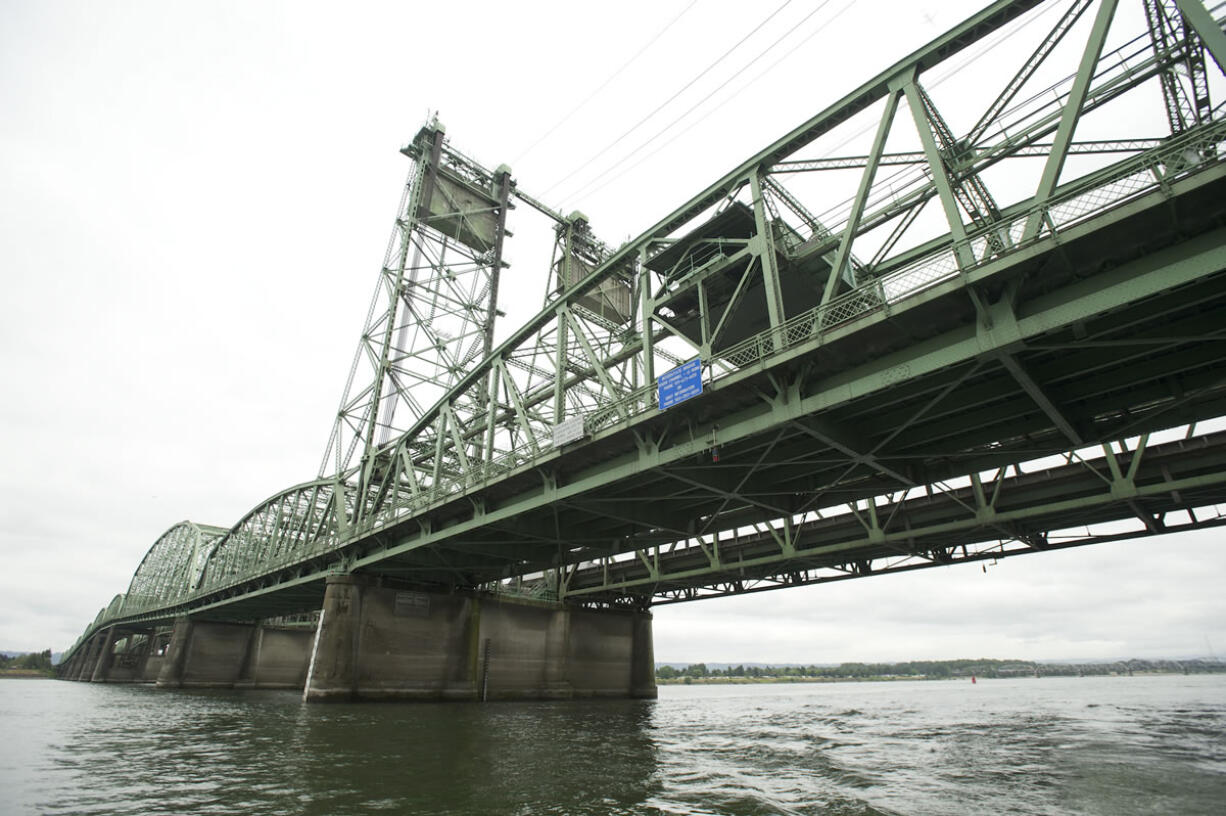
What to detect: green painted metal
<box><xmin>123</xmin><ymin>522</ymin><xmax>228</xmax><ymax>613</ymax></box>
<box><xmin>824</xmin><ymin>87</ymin><xmax>902</xmax><ymax>304</ymax></box>
<box><xmin>319</xmin><ymin>120</ymin><xmax>517</xmax><ymax>484</ymax></box>
<box><xmin>1024</xmin><ymin>0</ymin><xmax>1120</xmax><ymax>240</ymax></box>
<box><xmin>1175</xmin><ymin>0</ymin><xmax>1226</xmax><ymax>73</ymax></box>
<box><xmin>61</xmin><ymin>0</ymin><xmax>1226</xmax><ymax>666</ymax></box>
<box><xmin>562</xmin><ymin>432</ymin><xmax>1226</xmax><ymax>603</ymax></box>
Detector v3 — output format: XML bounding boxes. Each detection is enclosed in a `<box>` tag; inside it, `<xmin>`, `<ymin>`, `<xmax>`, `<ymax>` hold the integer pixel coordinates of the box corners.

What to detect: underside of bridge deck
<box><xmin>339</xmin><ymin>170</ymin><xmax>1226</xmax><ymax>604</ymax></box>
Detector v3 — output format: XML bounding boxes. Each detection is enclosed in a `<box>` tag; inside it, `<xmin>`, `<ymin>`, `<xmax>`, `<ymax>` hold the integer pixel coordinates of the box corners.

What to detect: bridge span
<box><xmin>60</xmin><ymin>0</ymin><xmax>1226</xmax><ymax>700</ymax></box>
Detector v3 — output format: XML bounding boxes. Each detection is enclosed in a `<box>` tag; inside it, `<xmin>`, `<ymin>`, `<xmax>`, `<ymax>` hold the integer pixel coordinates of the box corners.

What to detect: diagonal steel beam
<box><xmin>789</xmin><ymin>417</ymin><xmax>913</xmax><ymax>485</ymax></box>
<box><xmin>968</xmin><ymin>0</ymin><xmax>1097</xmax><ymax>144</ymax></box>
<box><xmin>1174</xmin><ymin>0</ymin><xmax>1226</xmax><ymax>73</ymax></box>
<box><xmin>873</xmin><ymin>361</ymin><xmax>987</xmax><ymax>455</ymax></box>
<box><xmin>996</xmin><ymin>351</ymin><xmax>1085</xmax><ymax>446</ymax></box>
<box><xmin>1025</xmin><ymin>0</ymin><xmax>1120</xmax><ymax>239</ymax></box>
<box><xmin>665</xmin><ymin>469</ymin><xmax>793</xmax><ymax>518</ymax></box>
<box><xmin>696</xmin><ymin>428</ymin><xmax>789</xmax><ymax>535</ymax></box>
<box><xmin>903</xmin><ymin>77</ymin><xmax>974</xmax><ymax>267</ymax></box>
<box><xmin>560</xmin><ymin>497</ymin><xmax>693</xmax><ymax>538</ymax></box>
<box><xmin>824</xmin><ymin>86</ymin><xmax>903</xmax><ymax>304</ymax></box>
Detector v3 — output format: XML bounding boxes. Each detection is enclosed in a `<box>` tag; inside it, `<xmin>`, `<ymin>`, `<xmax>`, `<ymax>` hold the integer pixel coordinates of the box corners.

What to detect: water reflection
<box><xmin>2</xmin><ymin>676</ymin><xmax>1223</xmax><ymax>816</ymax></box>
<box><xmin>35</xmin><ymin>687</ymin><xmax>660</xmax><ymax>816</ymax></box>
<box><xmin>287</xmin><ymin>697</ymin><xmax>661</xmax><ymax>815</ymax></box>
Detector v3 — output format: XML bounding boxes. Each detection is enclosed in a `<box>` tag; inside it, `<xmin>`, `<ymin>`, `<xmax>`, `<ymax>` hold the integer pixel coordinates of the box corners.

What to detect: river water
<box><xmin>1</xmin><ymin>674</ymin><xmax>1222</xmax><ymax>815</ymax></box>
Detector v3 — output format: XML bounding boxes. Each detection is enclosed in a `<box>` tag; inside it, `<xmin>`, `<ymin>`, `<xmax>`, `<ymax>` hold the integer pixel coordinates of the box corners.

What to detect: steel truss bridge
<box><xmin>64</xmin><ymin>0</ymin><xmax>1226</xmax><ymax>664</ymax></box>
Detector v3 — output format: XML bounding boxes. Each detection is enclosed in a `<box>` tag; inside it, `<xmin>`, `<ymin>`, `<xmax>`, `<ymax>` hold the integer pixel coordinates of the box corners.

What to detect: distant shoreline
<box><xmin>657</xmin><ymin>670</ymin><xmax>1218</xmax><ymax>685</ymax></box>
<box><xmin>654</xmin><ymin>657</ymin><xmax>1225</xmax><ymax>684</ymax></box>
<box><xmin>659</xmin><ymin>675</ymin><xmax>943</xmax><ymax>685</ymax></box>
<box><xmin>0</xmin><ymin>669</ymin><xmax>54</xmax><ymax>679</ymax></box>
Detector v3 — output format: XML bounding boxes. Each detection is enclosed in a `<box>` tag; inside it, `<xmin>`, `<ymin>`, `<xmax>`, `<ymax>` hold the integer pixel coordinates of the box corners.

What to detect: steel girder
<box><xmin>564</xmin><ymin>430</ymin><xmax>1226</xmax><ymax>604</ymax></box>
<box><xmin>64</xmin><ymin>0</ymin><xmax>1226</xmax><ymax>661</ymax></box>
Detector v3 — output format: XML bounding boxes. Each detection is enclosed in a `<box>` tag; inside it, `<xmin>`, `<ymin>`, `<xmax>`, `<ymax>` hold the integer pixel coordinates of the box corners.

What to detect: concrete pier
<box><xmin>236</xmin><ymin>625</ymin><xmax>315</xmax><ymax>689</ymax></box>
<box><xmin>87</xmin><ymin>627</ymin><xmax>155</xmax><ymax>683</ymax></box>
<box><xmin>303</xmin><ymin>576</ymin><xmax>657</xmax><ymax>702</ymax></box>
<box><xmin>69</xmin><ymin>629</ymin><xmax>107</xmax><ymax>681</ymax></box>
<box><xmin>61</xmin><ymin>580</ymin><xmax>654</xmax><ymax>703</ymax></box>
<box><xmin>141</xmin><ymin>630</ymin><xmax>172</xmax><ymax>682</ymax></box>
<box><xmin>155</xmin><ymin>617</ymin><xmax>313</xmax><ymax>689</ymax></box>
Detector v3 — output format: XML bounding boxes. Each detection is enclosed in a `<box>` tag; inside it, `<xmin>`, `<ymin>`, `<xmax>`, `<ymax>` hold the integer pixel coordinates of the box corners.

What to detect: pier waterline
<box><xmin>59</xmin><ymin>583</ymin><xmax>657</xmax><ymax>702</ymax></box>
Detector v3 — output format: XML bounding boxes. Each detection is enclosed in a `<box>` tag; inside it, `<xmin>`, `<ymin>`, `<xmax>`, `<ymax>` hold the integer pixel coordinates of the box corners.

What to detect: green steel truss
<box><xmin>64</xmin><ymin>0</ymin><xmax>1226</xmax><ymax>662</ymax></box>
<box><xmin>564</xmin><ymin>429</ymin><xmax>1226</xmax><ymax>604</ymax></box>
<box><xmin>319</xmin><ymin>121</ymin><xmax>514</xmax><ymax>481</ymax></box>
<box><xmin>123</xmin><ymin>522</ymin><xmax>229</xmax><ymax>611</ymax></box>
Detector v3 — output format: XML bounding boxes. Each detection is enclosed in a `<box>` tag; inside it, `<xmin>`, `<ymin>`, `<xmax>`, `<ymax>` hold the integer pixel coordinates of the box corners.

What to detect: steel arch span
<box><xmin>121</xmin><ymin>522</ymin><xmax>228</xmax><ymax>616</ymax></box>
<box><xmin>195</xmin><ymin>479</ymin><xmax>355</xmax><ymax>598</ymax></box>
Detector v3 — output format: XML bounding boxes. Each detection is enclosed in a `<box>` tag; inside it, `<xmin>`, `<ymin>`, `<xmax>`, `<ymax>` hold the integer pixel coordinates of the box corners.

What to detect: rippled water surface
<box><xmin>1</xmin><ymin>675</ymin><xmax>1223</xmax><ymax>815</ymax></box>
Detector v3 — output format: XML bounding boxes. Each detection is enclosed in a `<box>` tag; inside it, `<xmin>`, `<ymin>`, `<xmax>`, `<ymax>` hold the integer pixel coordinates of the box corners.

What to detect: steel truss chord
<box><xmin>562</xmin><ymin>430</ymin><xmax>1226</xmax><ymax>605</ymax></box>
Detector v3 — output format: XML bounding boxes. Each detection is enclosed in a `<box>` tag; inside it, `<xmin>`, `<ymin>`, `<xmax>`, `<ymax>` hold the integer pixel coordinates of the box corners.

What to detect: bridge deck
<box><xmin>348</xmin><ymin>167</ymin><xmax>1226</xmax><ymax>600</ymax></box>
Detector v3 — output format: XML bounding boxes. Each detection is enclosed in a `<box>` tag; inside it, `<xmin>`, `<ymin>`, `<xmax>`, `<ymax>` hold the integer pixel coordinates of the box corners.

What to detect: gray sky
<box><xmin>2</xmin><ymin>0</ymin><xmax>1223</xmax><ymax>662</ymax></box>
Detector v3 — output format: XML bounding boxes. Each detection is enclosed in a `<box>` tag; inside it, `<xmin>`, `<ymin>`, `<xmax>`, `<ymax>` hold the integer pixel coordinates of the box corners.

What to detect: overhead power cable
<box><xmin>539</xmin><ymin>0</ymin><xmax>798</xmax><ymax>197</ymax></box>
<box><xmin>582</xmin><ymin>0</ymin><xmax>1056</xmax><ymax>215</ymax></box>
<box><xmin>562</xmin><ymin>0</ymin><xmax>844</xmax><ymax>204</ymax></box>
<box><xmin>510</xmin><ymin>0</ymin><xmax>701</xmax><ymax>166</ymax></box>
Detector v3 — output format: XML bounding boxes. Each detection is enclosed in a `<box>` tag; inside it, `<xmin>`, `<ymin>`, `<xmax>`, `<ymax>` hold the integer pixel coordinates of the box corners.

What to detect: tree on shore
<box><xmin>0</xmin><ymin>649</ymin><xmax>54</xmax><ymax>673</ymax></box>
<box><xmin>655</xmin><ymin>657</ymin><xmax>1226</xmax><ymax>681</ymax></box>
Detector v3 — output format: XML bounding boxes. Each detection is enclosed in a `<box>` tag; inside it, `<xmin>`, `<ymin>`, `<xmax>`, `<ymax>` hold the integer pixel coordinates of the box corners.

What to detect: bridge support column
<box><xmin>155</xmin><ymin>617</ymin><xmax>194</xmax><ymax>688</ymax></box>
<box><xmin>303</xmin><ymin>575</ymin><xmax>657</xmax><ymax>702</ymax></box>
<box><xmin>71</xmin><ymin>630</ymin><xmax>107</xmax><ymax>681</ymax></box>
<box><xmin>304</xmin><ymin>574</ymin><xmax>479</xmax><ymax>701</ymax></box>
<box><xmin>65</xmin><ymin>635</ymin><xmax>88</xmax><ymax>680</ymax></box>
<box><xmin>156</xmin><ymin>617</ymin><xmax>313</xmax><ymax>689</ymax></box>
<box><xmin>156</xmin><ymin>617</ymin><xmax>252</xmax><ymax>689</ymax></box>
<box><xmin>56</xmin><ymin>646</ymin><xmax>80</xmax><ymax>680</ymax></box>
<box><xmin>87</xmin><ymin>628</ymin><xmax>157</xmax><ymax>683</ymax></box>
<box><xmin>236</xmin><ymin>624</ymin><xmax>314</xmax><ymax>689</ymax></box>
<box><xmin>630</xmin><ymin>610</ymin><xmax>657</xmax><ymax>699</ymax></box>
<box><xmin>141</xmin><ymin>629</ymin><xmax>173</xmax><ymax>682</ymax></box>
<box><xmin>89</xmin><ymin>627</ymin><xmax>120</xmax><ymax>682</ymax></box>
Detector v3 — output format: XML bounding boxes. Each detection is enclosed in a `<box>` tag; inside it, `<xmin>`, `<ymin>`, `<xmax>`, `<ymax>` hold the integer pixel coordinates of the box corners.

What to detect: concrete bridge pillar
<box><xmin>89</xmin><ymin>627</ymin><xmax>120</xmax><ymax>682</ymax></box>
<box><xmin>70</xmin><ymin>629</ymin><xmax>107</xmax><ymax>681</ymax></box>
<box><xmin>303</xmin><ymin>575</ymin><xmax>657</xmax><ymax>702</ymax></box>
<box><xmin>303</xmin><ymin>574</ymin><xmax>478</xmax><ymax>701</ymax></box>
<box><xmin>141</xmin><ymin>629</ymin><xmax>173</xmax><ymax>682</ymax></box>
<box><xmin>155</xmin><ymin>616</ymin><xmax>313</xmax><ymax>689</ymax></box>
<box><xmin>155</xmin><ymin>617</ymin><xmax>195</xmax><ymax>688</ymax></box>
<box><xmin>84</xmin><ymin>627</ymin><xmax>156</xmax><ymax>683</ymax></box>
<box><xmin>630</xmin><ymin>609</ymin><xmax>657</xmax><ymax>699</ymax></box>
<box><xmin>156</xmin><ymin>616</ymin><xmax>255</xmax><ymax>688</ymax></box>
<box><xmin>235</xmin><ymin>623</ymin><xmax>314</xmax><ymax>689</ymax></box>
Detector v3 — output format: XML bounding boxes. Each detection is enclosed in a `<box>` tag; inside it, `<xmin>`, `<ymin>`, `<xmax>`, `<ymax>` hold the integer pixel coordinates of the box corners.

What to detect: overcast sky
<box><xmin>2</xmin><ymin>0</ymin><xmax>1223</xmax><ymax>663</ymax></box>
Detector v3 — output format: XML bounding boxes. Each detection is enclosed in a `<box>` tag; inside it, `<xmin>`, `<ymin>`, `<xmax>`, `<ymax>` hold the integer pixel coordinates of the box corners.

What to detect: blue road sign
<box><xmin>658</xmin><ymin>358</ymin><xmax>702</xmax><ymax>410</ymax></box>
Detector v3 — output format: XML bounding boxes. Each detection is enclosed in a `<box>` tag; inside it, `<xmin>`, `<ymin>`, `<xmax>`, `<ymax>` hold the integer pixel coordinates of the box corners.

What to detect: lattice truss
<box><xmin>565</xmin><ymin>427</ymin><xmax>1226</xmax><ymax>605</ymax></box>
<box><xmin>76</xmin><ymin>0</ymin><xmax>1226</xmax><ymax>638</ymax></box>
<box><xmin>120</xmin><ymin>522</ymin><xmax>227</xmax><ymax>614</ymax></box>
<box><xmin>320</xmin><ymin>120</ymin><xmax>514</xmax><ymax>482</ymax></box>
<box><xmin>194</xmin><ymin>480</ymin><xmax>361</xmax><ymax>595</ymax></box>
<box><xmin>342</xmin><ymin>0</ymin><xmax>1226</xmax><ymax>537</ymax></box>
